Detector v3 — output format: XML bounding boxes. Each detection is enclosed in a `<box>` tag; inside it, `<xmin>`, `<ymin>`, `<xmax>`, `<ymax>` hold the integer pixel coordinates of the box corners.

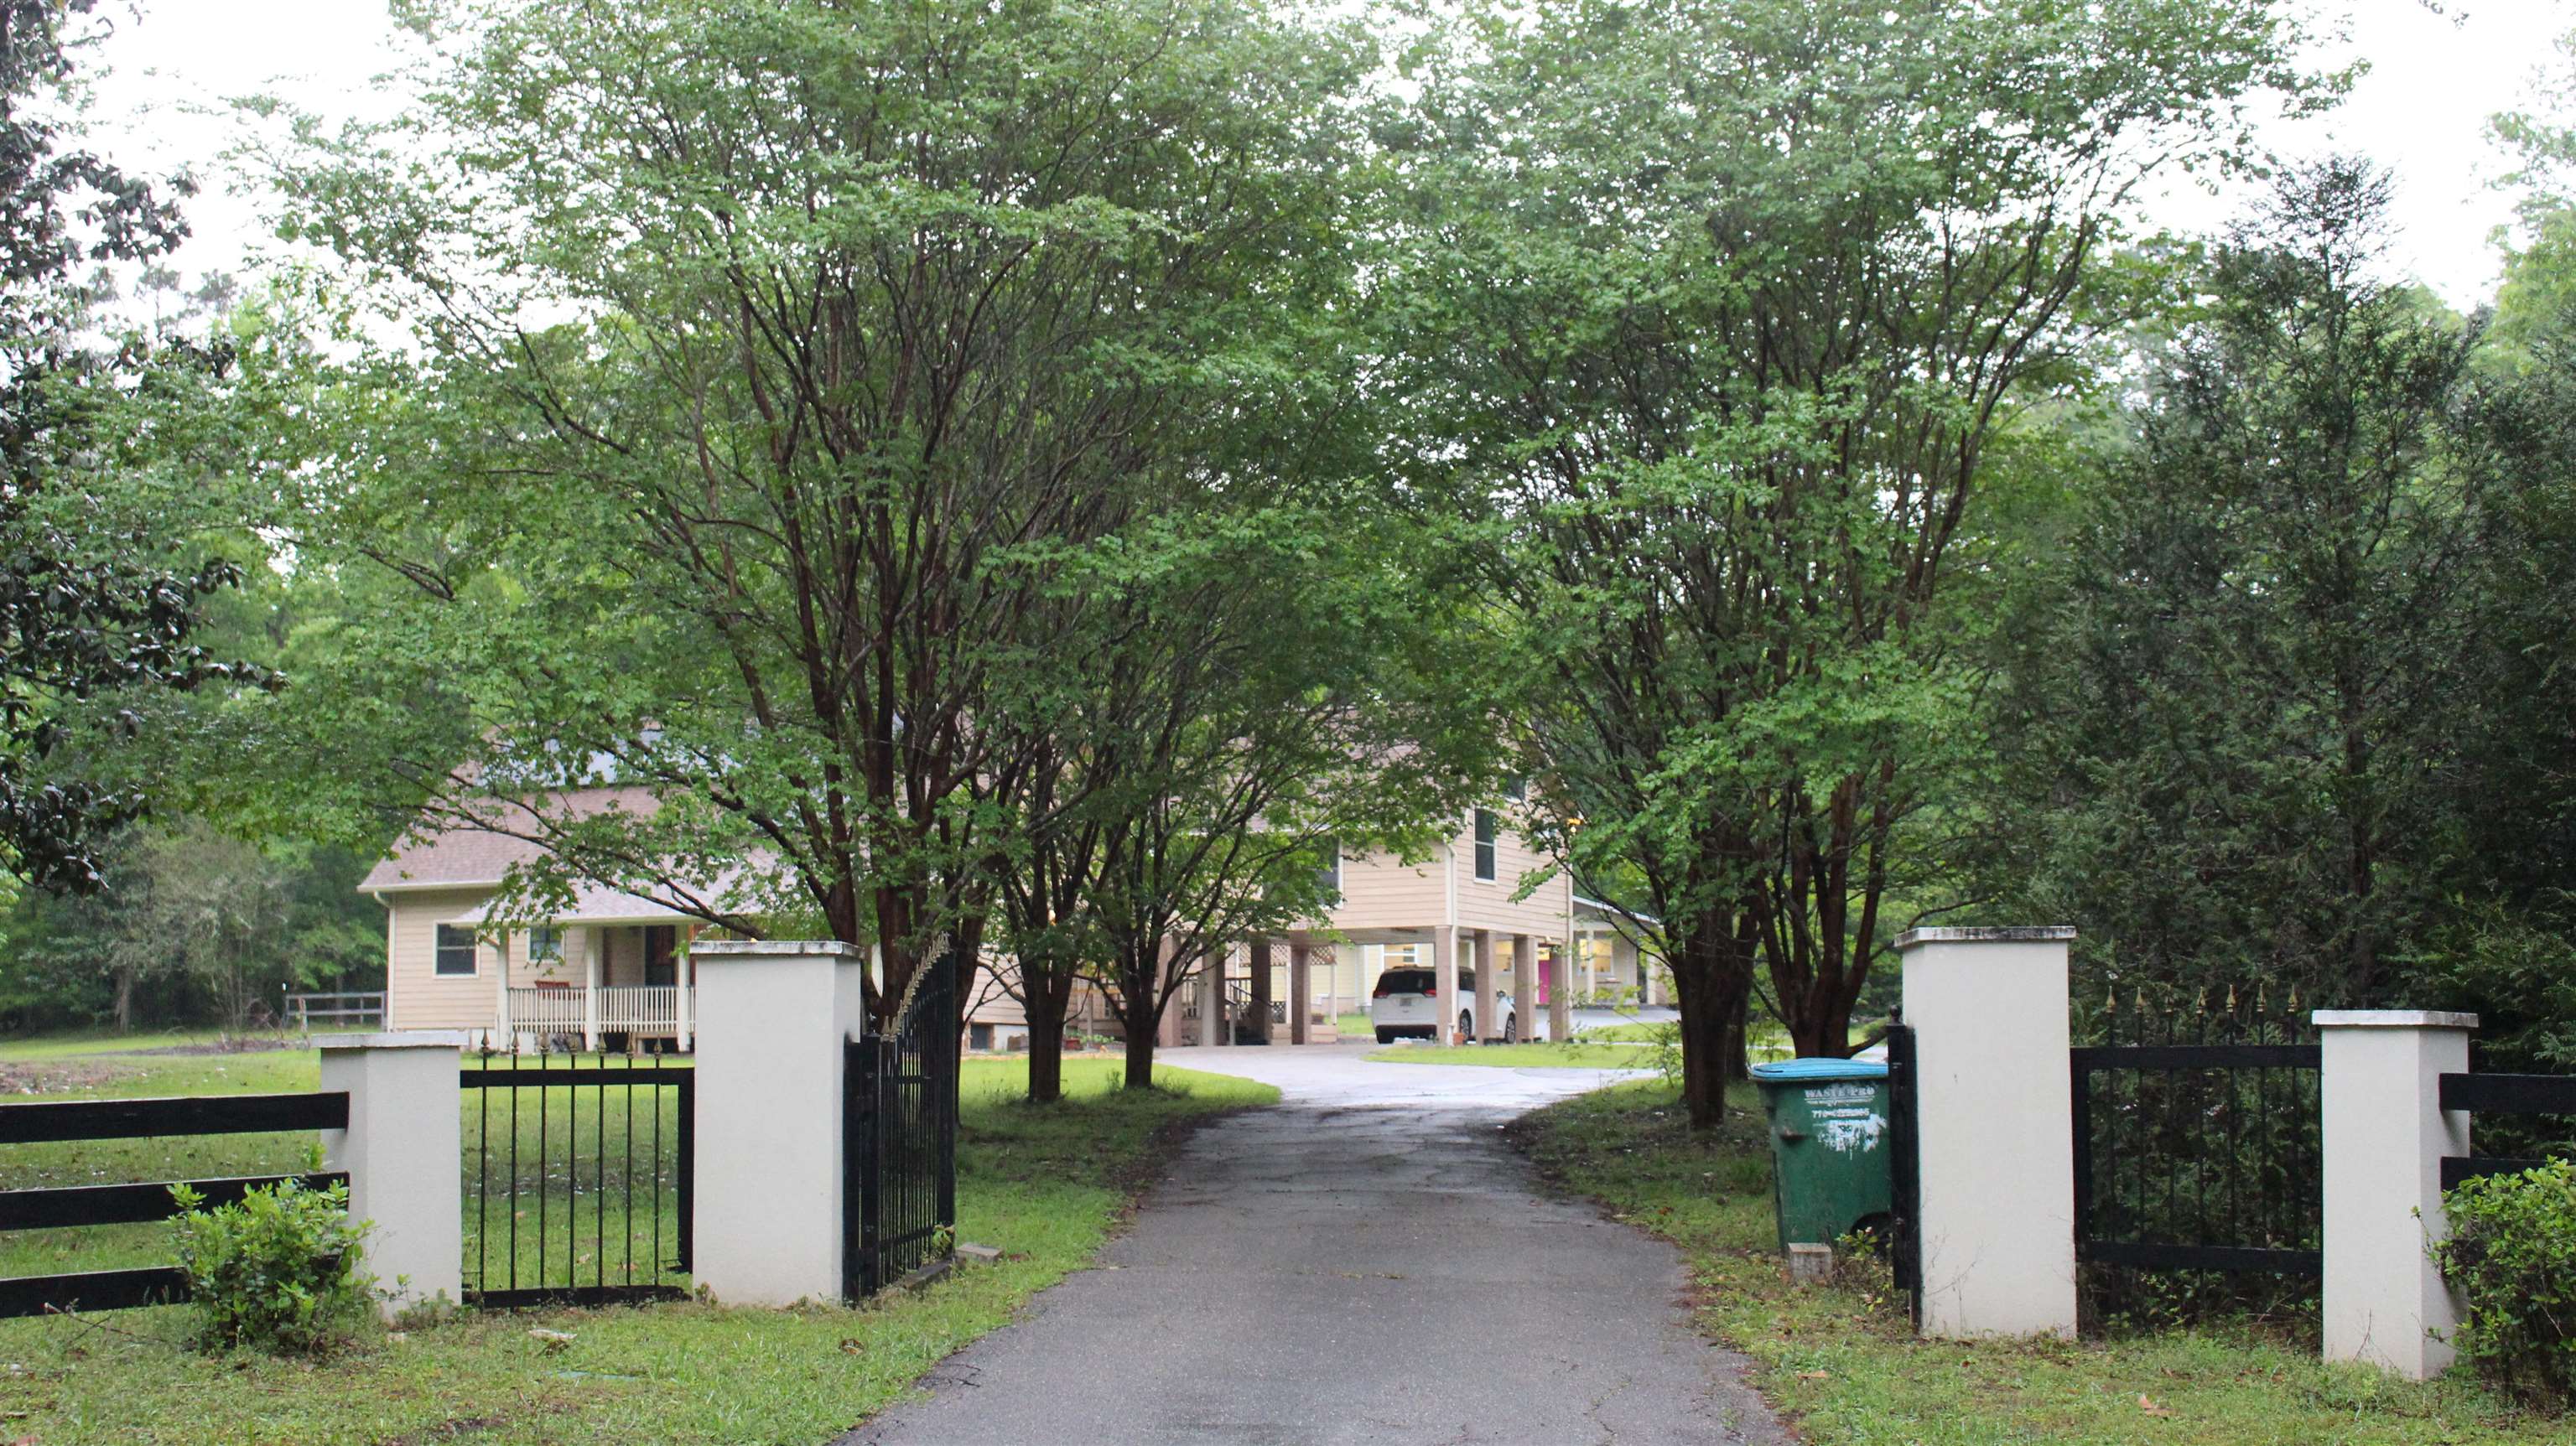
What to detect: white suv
<box><xmin>1369</xmin><ymin>967</ymin><xmax>1516</xmax><ymax>1044</ymax></box>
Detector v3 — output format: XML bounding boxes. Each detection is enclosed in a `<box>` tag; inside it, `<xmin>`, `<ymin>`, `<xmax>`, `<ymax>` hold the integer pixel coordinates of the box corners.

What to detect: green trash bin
<box><xmin>1749</xmin><ymin>1056</ymin><xmax>1893</xmax><ymax>1252</ymax></box>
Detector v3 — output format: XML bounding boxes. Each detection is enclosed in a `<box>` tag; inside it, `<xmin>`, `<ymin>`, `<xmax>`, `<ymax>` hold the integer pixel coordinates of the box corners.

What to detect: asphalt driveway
<box><xmin>843</xmin><ymin>1042</ymin><xmax>1787</xmax><ymax>1446</ymax></box>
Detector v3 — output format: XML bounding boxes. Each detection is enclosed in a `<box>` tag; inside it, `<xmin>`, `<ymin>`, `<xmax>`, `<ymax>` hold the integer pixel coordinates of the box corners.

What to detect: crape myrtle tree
<box><xmin>989</xmin><ymin>502</ymin><xmax>1477</xmax><ymax>1095</ymax></box>
<box><xmin>1382</xmin><ymin>0</ymin><xmax>2321</xmax><ymax>1122</ymax></box>
<box><xmin>253</xmin><ymin>0</ymin><xmax>1378</xmax><ymax>1022</ymax></box>
<box><xmin>0</xmin><ymin>0</ymin><xmax>267</xmax><ymax>889</ymax></box>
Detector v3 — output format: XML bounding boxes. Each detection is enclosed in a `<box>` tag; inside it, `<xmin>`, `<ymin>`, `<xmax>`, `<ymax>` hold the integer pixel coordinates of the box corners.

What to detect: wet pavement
<box><xmin>842</xmin><ymin>1042</ymin><xmax>1788</xmax><ymax>1446</ymax></box>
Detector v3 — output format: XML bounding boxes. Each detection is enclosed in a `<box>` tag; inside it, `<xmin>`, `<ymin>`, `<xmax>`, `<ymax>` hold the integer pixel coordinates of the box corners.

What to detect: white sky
<box><xmin>84</xmin><ymin>0</ymin><xmax>2576</xmax><ymax>311</ymax></box>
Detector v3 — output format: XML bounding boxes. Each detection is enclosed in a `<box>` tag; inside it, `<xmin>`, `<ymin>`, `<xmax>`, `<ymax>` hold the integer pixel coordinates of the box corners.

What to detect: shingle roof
<box><xmin>357</xmin><ymin>786</ymin><xmax>661</xmax><ymax>892</ymax></box>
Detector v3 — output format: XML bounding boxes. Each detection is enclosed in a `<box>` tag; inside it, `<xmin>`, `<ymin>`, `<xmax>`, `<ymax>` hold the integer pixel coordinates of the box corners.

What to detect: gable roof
<box><xmin>358</xmin><ymin>786</ymin><xmax>661</xmax><ymax>893</ymax></box>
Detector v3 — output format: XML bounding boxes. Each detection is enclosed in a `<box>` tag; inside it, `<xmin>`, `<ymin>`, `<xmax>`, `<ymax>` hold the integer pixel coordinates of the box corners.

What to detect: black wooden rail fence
<box><xmin>0</xmin><ymin>1091</ymin><xmax>350</xmax><ymax>1318</ymax></box>
<box><xmin>2438</xmin><ymin>1070</ymin><xmax>2576</xmax><ymax>1190</ymax></box>
<box><xmin>2070</xmin><ymin>987</ymin><xmax>2324</xmax><ymax>1323</ymax></box>
<box><xmin>464</xmin><ymin>1051</ymin><xmax>693</xmax><ymax>1309</ymax></box>
<box><xmin>844</xmin><ymin>954</ymin><xmax>959</xmax><ymax>1300</ymax></box>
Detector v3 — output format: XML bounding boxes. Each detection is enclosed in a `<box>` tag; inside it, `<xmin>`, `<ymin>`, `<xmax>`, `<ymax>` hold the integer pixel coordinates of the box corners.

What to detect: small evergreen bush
<box><xmin>2433</xmin><ymin>1158</ymin><xmax>2576</xmax><ymax>1407</ymax></box>
<box><xmin>169</xmin><ymin>1178</ymin><xmax>373</xmax><ymax>1355</ymax></box>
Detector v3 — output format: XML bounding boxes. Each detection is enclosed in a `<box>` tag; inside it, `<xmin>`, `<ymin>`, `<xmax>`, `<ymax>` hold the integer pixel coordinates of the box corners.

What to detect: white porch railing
<box><xmin>504</xmin><ymin>986</ymin><xmax>691</xmax><ymax>1048</ymax></box>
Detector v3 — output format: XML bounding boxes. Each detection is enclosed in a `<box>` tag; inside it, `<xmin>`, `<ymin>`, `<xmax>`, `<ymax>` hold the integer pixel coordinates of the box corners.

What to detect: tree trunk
<box><xmin>1122</xmin><ymin>1023</ymin><xmax>1156</xmax><ymax>1090</ymax></box>
<box><xmin>1667</xmin><ymin>910</ymin><xmax>1757</xmax><ymax>1128</ymax></box>
<box><xmin>1026</xmin><ymin>1004</ymin><xmax>1067</xmax><ymax>1103</ymax></box>
<box><xmin>1722</xmin><ymin>993</ymin><xmax>1750</xmax><ymax>1082</ymax></box>
<box><xmin>112</xmin><ymin>966</ymin><xmax>134</xmax><ymax>1034</ymax></box>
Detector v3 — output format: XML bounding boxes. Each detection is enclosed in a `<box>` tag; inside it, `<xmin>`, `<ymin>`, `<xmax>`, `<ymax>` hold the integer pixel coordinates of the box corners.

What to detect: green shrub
<box><xmin>169</xmin><ymin>1178</ymin><xmax>374</xmax><ymax>1355</ymax></box>
<box><xmin>2433</xmin><ymin>1157</ymin><xmax>2576</xmax><ymax>1408</ymax></box>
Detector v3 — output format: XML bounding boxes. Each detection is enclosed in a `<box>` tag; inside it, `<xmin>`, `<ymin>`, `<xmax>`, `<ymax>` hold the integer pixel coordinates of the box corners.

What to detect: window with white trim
<box><xmin>527</xmin><ymin>926</ymin><xmax>563</xmax><ymax>964</ymax></box>
<box><xmin>434</xmin><ymin>925</ymin><xmax>480</xmax><ymax>977</ymax></box>
<box><xmin>1473</xmin><ymin>808</ymin><xmax>1498</xmax><ymax>882</ymax></box>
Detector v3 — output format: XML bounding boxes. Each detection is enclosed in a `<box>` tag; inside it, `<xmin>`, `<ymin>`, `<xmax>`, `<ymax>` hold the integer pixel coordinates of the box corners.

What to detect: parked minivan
<box><xmin>1369</xmin><ymin>967</ymin><xmax>1516</xmax><ymax>1044</ymax></box>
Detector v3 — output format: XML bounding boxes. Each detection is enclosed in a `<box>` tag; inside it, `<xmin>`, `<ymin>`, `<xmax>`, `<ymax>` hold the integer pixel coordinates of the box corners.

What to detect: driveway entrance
<box><xmin>845</xmin><ymin>1042</ymin><xmax>1786</xmax><ymax>1445</ymax></box>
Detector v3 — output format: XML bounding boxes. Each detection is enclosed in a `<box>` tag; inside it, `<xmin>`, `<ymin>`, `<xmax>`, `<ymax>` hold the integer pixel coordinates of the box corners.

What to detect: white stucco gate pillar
<box><xmin>2316</xmin><ymin>1009</ymin><xmax>2475</xmax><ymax>1380</ymax></box>
<box><xmin>1898</xmin><ymin>925</ymin><xmax>2080</xmax><ymax>1340</ymax></box>
<box><xmin>688</xmin><ymin>941</ymin><xmax>868</xmax><ymax>1306</ymax></box>
<box><xmin>318</xmin><ymin>1031</ymin><xmax>465</xmax><ymax>1316</ymax></box>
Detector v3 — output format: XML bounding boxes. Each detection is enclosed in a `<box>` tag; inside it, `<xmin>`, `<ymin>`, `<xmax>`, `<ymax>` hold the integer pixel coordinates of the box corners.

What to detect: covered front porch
<box><xmin>454</xmin><ymin>887</ymin><xmax>700</xmax><ymax>1052</ymax></box>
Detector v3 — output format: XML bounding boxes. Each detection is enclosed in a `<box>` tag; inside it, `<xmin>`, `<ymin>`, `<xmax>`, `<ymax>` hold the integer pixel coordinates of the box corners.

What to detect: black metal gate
<box><xmin>462</xmin><ymin>1052</ymin><xmax>693</xmax><ymax>1309</ymax></box>
<box><xmin>2069</xmin><ymin>989</ymin><xmax>2320</xmax><ymax>1324</ymax></box>
<box><xmin>844</xmin><ymin>952</ymin><xmax>960</xmax><ymax>1299</ymax></box>
<box><xmin>1884</xmin><ymin>1019</ymin><xmax>1921</xmax><ymax>1326</ymax></box>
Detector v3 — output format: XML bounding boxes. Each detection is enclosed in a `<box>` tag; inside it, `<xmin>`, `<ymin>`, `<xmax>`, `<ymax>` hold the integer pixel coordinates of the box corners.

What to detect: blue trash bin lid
<box><xmin>1748</xmin><ymin>1057</ymin><xmax>1888</xmax><ymax>1083</ymax></box>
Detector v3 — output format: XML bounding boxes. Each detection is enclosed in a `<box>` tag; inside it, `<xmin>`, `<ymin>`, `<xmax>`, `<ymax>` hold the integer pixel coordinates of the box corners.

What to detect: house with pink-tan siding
<box><xmin>362</xmin><ymin>789</ymin><xmax>1635</xmax><ymax>1053</ymax></box>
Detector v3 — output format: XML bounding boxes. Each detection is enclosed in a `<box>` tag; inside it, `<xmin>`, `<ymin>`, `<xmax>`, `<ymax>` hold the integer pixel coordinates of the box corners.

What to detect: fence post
<box><xmin>1897</xmin><ymin>925</ymin><xmax>2080</xmax><ymax>1340</ymax></box>
<box><xmin>689</xmin><ymin>940</ymin><xmax>869</xmax><ymax>1305</ymax></box>
<box><xmin>317</xmin><ymin>1031</ymin><xmax>466</xmax><ymax>1317</ymax></box>
<box><xmin>2315</xmin><ymin>1009</ymin><xmax>2476</xmax><ymax>1380</ymax></box>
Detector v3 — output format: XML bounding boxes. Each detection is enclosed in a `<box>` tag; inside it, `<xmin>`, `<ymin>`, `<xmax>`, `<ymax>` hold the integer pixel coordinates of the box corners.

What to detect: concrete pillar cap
<box><xmin>1894</xmin><ymin>925</ymin><xmax>2075</xmax><ymax>950</ymax></box>
<box><xmin>313</xmin><ymin>1031</ymin><xmax>469</xmax><ymax>1050</ymax></box>
<box><xmin>692</xmin><ymin>940</ymin><xmax>865</xmax><ymax>959</ymax></box>
<box><xmin>2312</xmin><ymin>1009</ymin><xmax>2479</xmax><ymax>1030</ymax></box>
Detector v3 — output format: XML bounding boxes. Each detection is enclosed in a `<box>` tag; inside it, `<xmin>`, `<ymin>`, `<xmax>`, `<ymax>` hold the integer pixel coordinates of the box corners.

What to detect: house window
<box><xmin>970</xmin><ymin>1023</ymin><xmax>994</xmax><ymax>1053</ymax></box>
<box><xmin>1315</xmin><ymin>836</ymin><xmax>1341</xmax><ymax>898</ymax></box>
<box><xmin>434</xmin><ymin>925</ymin><xmax>480</xmax><ymax>977</ymax></box>
<box><xmin>527</xmin><ymin>926</ymin><xmax>562</xmax><ymax>964</ymax></box>
<box><xmin>1473</xmin><ymin>809</ymin><xmax>1498</xmax><ymax>882</ymax></box>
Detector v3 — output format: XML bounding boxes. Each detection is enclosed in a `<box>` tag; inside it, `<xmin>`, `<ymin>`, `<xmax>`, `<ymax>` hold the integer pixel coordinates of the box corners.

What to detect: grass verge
<box><xmin>0</xmin><ymin>1052</ymin><xmax>1273</xmax><ymax>1444</ymax></box>
<box><xmin>1511</xmin><ymin>1077</ymin><xmax>2563</xmax><ymax>1445</ymax></box>
<box><xmin>1364</xmin><ymin>1041</ymin><xmax>1650</xmax><ymax>1069</ymax></box>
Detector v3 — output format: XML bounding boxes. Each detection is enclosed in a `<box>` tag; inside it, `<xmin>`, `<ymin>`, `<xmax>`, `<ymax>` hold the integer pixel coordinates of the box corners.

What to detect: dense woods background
<box><xmin>0</xmin><ymin>0</ymin><xmax>2567</xmax><ymax>1110</ymax></box>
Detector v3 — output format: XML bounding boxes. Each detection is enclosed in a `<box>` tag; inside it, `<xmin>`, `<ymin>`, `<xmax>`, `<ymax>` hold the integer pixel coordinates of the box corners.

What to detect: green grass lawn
<box><xmin>1334</xmin><ymin>1011</ymin><xmax>1372</xmax><ymax>1039</ymax></box>
<box><xmin>1514</xmin><ymin>1078</ymin><xmax>2563</xmax><ymax>1445</ymax></box>
<box><xmin>1365</xmin><ymin>1040</ymin><xmax>1652</xmax><ymax>1069</ymax></box>
<box><xmin>0</xmin><ymin>1026</ymin><xmax>261</xmax><ymax>1063</ymax></box>
<box><xmin>0</xmin><ymin>1044</ymin><xmax>1275</xmax><ymax>1444</ymax></box>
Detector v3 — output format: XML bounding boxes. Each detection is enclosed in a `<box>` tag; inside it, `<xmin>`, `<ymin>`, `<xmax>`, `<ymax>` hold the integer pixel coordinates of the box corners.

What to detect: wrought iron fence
<box><xmin>844</xmin><ymin>954</ymin><xmax>959</xmax><ymax>1299</ymax></box>
<box><xmin>461</xmin><ymin>1051</ymin><xmax>693</xmax><ymax>1309</ymax></box>
<box><xmin>2070</xmin><ymin>984</ymin><xmax>2323</xmax><ymax>1331</ymax></box>
<box><xmin>1885</xmin><ymin>1019</ymin><xmax>1922</xmax><ymax>1329</ymax></box>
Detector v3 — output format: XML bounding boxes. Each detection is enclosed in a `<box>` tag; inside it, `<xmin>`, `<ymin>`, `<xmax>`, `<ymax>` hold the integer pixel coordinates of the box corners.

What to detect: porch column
<box><xmin>1510</xmin><ymin>934</ymin><xmax>1535</xmax><ymax>1044</ymax></box>
<box><xmin>1471</xmin><ymin>930</ymin><xmax>1497</xmax><ymax>1043</ymax></box>
<box><xmin>1900</xmin><ymin>925</ymin><xmax>2079</xmax><ymax>1340</ymax></box>
<box><xmin>492</xmin><ymin>957</ymin><xmax>512</xmax><ymax>1053</ymax></box>
<box><xmin>2318</xmin><ymin>1010</ymin><xmax>2476</xmax><ymax>1380</ymax></box>
<box><xmin>1199</xmin><ymin>947</ymin><xmax>1227</xmax><ymax>1047</ymax></box>
<box><xmin>581</xmin><ymin>930</ymin><xmax>602</xmax><ymax>1052</ymax></box>
<box><xmin>319</xmin><ymin>1031</ymin><xmax>465</xmax><ymax>1317</ymax></box>
<box><xmin>690</xmin><ymin>940</ymin><xmax>868</xmax><ymax>1305</ymax></box>
<box><xmin>1249</xmin><ymin>939</ymin><xmax>1275</xmax><ymax>1045</ymax></box>
<box><xmin>1432</xmin><ymin>925</ymin><xmax>1460</xmax><ymax>1047</ymax></box>
<box><xmin>1550</xmin><ymin>934</ymin><xmax>1574</xmax><ymax>1045</ymax></box>
<box><xmin>674</xmin><ymin>946</ymin><xmax>693</xmax><ymax>1054</ymax></box>
<box><xmin>1289</xmin><ymin>940</ymin><xmax>1312</xmax><ymax>1044</ymax></box>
